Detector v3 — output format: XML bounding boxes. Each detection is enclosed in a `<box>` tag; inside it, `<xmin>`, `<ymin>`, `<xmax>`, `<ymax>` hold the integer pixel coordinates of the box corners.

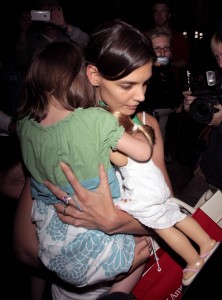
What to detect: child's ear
<box><xmin>87</xmin><ymin>65</ymin><xmax>100</xmax><ymax>86</ymax></box>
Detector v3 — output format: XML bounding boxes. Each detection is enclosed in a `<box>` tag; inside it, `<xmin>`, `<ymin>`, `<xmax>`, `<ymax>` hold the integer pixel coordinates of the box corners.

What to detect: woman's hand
<box><xmin>44</xmin><ymin>162</ymin><xmax>148</xmax><ymax>235</ymax></box>
<box><xmin>44</xmin><ymin>163</ymin><xmax>122</xmax><ymax>233</ymax></box>
<box><xmin>130</xmin><ymin>237</ymin><xmax>152</xmax><ymax>271</ymax></box>
<box><xmin>116</xmin><ymin>236</ymin><xmax>152</xmax><ymax>281</ymax></box>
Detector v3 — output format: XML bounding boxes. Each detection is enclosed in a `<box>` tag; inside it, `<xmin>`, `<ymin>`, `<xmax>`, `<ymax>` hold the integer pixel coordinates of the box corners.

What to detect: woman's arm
<box><xmin>13</xmin><ymin>177</ymin><xmax>41</xmax><ymax>267</ymax></box>
<box><xmin>0</xmin><ymin>162</ymin><xmax>25</xmax><ymax>200</ymax></box>
<box><xmin>14</xmin><ymin>171</ymin><xmax>150</xmax><ymax>279</ymax></box>
<box><xmin>139</xmin><ymin>112</ymin><xmax>174</xmax><ymax>196</ymax></box>
<box><xmin>45</xmin><ymin>163</ymin><xmax>148</xmax><ymax>235</ymax></box>
<box><xmin>45</xmin><ymin>113</ymin><xmax>174</xmax><ymax>231</ymax></box>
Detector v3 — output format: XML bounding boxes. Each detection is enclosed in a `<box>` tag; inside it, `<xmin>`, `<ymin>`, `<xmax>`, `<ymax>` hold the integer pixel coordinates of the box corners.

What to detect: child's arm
<box><xmin>116</xmin><ymin>131</ymin><xmax>152</xmax><ymax>161</ymax></box>
<box><xmin>110</xmin><ymin>150</ymin><xmax>128</xmax><ymax>167</ymax></box>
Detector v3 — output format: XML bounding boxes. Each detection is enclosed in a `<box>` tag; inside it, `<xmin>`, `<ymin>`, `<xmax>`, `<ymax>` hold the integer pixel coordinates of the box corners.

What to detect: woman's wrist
<box><xmin>106</xmin><ymin>208</ymin><xmax>147</xmax><ymax>235</ymax></box>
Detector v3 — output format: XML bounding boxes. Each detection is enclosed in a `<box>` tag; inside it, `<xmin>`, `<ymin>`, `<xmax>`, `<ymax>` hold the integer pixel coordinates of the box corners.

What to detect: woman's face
<box><xmin>212</xmin><ymin>42</ymin><xmax>222</xmax><ymax>68</ymax></box>
<box><xmin>88</xmin><ymin>62</ymin><xmax>152</xmax><ymax>116</ymax></box>
<box><xmin>152</xmin><ymin>35</ymin><xmax>172</xmax><ymax>59</ymax></box>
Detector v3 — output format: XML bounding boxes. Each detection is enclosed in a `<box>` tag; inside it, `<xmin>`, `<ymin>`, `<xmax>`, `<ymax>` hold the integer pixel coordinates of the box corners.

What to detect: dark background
<box><xmin>2</xmin><ymin>0</ymin><xmax>222</xmax><ymax>73</ymax></box>
<box><xmin>4</xmin><ymin>0</ymin><xmax>222</xmax><ymax>35</ymax></box>
<box><xmin>1</xmin><ymin>2</ymin><xmax>221</xmax><ymax>298</ymax></box>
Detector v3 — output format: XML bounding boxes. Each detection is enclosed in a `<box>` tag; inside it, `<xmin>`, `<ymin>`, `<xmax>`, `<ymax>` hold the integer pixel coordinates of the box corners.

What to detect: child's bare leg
<box><xmin>155</xmin><ymin>226</ymin><xmax>204</xmax><ymax>281</ymax></box>
<box><xmin>109</xmin><ymin>236</ymin><xmax>151</xmax><ymax>294</ymax></box>
<box><xmin>175</xmin><ymin>216</ymin><xmax>216</xmax><ymax>256</ymax></box>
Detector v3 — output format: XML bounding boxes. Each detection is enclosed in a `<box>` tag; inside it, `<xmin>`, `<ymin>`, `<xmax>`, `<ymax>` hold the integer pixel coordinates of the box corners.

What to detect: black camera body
<box><xmin>188</xmin><ymin>73</ymin><xmax>222</xmax><ymax>124</ymax></box>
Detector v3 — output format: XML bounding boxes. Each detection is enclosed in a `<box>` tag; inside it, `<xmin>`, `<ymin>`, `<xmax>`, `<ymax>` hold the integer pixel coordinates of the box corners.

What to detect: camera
<box><xmin>189</xmin><ymin>96</ymin><xmax>219</xmax><ymax>124</ymax></box>
<box><xmin>155</xmin><ymin>56</ymin><xmax>169</xmax><ymax>66</ymax></box>
<box><xmin>31</xmin><ymin>10</ymin><xmax>50</xmax><ymax>22</ymax></box>
<box><xmin>187</xmin><ymin>71</ymin><xmax>222</xmax><ymax>124</ymax></box>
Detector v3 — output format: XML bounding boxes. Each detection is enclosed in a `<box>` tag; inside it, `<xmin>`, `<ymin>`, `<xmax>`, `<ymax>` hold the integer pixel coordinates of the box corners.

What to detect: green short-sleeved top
<box><xmin>17</xmin><ymin>107</ymin><xmax>125</xmax><ymax>188</ymax></box>
<box><xmin>18</xmin><ymin>106</ymin><xmax>135</xmax><ymax>283</ymax></box>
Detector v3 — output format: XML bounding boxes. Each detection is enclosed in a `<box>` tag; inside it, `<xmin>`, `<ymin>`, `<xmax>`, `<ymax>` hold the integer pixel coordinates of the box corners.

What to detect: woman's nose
<box><xmin>134</xmin><ymin>87</ymin><xmax>145</xmax><ymax>102</ymax></box>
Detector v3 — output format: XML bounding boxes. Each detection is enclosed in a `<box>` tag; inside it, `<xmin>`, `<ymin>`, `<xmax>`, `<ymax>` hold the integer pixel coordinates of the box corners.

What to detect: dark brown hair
<box><xmin>85</xmin><ymin>19</ymin><xmax>156</xmax><ymax>81</ymax></box>
<box><xmin>17</xmin><ymin>41</ymin><xmax>96</xmax><ymax>122</ymax></box>
<box><xmin>105</xmin><ymin>107</ymin><xmax>155</xmax><ymax>155</ymax></box>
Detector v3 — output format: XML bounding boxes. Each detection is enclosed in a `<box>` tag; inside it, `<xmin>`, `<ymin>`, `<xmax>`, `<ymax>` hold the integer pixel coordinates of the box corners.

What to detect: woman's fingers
<box><xmin>44</xmin><ymin>179</ymin><xmax>67</xmax><ymax>200</ymax></box>
<box><xmin>136</xmin><ymin>237</ymin><xmax>152</xmax><ymax>255</ymax></box>
<box><xmin>44</xmin><ymin>163</ymin><xmax>83</xmax><ymax>210</ymax></box>
<box><xmin>60</xmin><ymin>162</ymin><xmax>83</xmax><ymax>193</ymax></box>
<box><xmin>97</xmin><ymin>164</ymin><xmax>110</xmax><ymax>192</ymax></box>
<box><xmin>60</xmin><ymin>162</ymin><xmax>111</xmax><ymax>204</ymax></box>
<box><xmin>45</xmin><ymin>162</ymin><xmax>117</xmax><ymax>230</ymax></box>
<box><xmin>130</xmin><ymin>237</ymin><xmax>151</xmax><ymax>272</ymax></box>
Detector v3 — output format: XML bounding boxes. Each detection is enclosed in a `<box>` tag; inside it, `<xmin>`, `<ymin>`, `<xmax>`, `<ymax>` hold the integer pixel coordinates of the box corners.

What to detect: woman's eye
<box><xmin>121</xmin><ymin>84</ymin><xmax>133</xmax><ymax>90</ymax></box>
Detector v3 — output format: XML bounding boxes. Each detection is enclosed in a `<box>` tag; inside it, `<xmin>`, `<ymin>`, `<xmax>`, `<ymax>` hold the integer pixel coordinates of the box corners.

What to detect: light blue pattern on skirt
<box><xmin>32</xmin><ymin>197</ymin><xmax>135</xmax><ymax>286</ymax></box>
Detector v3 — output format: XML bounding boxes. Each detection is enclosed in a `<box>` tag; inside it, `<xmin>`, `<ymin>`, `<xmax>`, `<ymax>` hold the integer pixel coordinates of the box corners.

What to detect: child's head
<box><xmin>18</xmin><ymin>41</ymin><xmax>95</xmax><ymax>122</ymax></box>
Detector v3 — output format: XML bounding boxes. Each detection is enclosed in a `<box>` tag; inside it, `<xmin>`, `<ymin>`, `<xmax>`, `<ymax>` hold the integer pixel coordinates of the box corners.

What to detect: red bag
<box><xmin>132</xmin><ymin>208</ymin><xmax>222</xmax><ymax>300</ymax></box>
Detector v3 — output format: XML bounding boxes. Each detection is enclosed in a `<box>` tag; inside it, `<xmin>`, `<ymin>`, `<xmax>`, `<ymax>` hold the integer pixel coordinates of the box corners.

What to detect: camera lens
<box><xmin>189</xmin><ymin>97</ymin><xmax>214</xmax><ymax>124</ymax></box>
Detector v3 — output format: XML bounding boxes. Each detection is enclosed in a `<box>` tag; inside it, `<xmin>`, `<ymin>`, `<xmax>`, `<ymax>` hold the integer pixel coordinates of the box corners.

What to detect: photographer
<box><xmin>138</xmin><ymin>27</ymin><xmax>183</xmax><ymax>163</ymax></box>
<box><xmin>179</xmin><ymin>26</ymin><xmax>222</xmax><ymax>206</ymax></box>
<box><xmin>14</xmin><ymin>0</ymin><xmax>89</xmax><ymax>72</ymax></box>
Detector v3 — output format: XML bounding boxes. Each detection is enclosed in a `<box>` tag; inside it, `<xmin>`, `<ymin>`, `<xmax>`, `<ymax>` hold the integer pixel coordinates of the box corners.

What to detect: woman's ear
<box><xmin>87</xmin><ymin>65</ymin><xmax>100</xmax><ymax>86</ymax></box>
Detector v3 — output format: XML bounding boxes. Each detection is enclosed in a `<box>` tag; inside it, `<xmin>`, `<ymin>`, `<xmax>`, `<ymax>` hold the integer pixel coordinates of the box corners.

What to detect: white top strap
<box><xmin>132</xmin><ymin>124</ymin><xmax>138</xmax><ymax>132</ymax></box>
<box><xmin>142</xmin><ymin>111</ymin><xmax>146</xmax><ymax>125</ymax></box>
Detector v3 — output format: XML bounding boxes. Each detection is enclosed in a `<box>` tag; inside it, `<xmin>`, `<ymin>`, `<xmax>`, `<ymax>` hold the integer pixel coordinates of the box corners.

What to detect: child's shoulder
<box><xmin>80</xmin><ymin>107</ymin><xmax>115</xmax><ymax>118</ymax></box>
<box><xmin>86</xmin><ymin>106</ymin><xmax>109</xmax><ymax>113</ymax></box>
